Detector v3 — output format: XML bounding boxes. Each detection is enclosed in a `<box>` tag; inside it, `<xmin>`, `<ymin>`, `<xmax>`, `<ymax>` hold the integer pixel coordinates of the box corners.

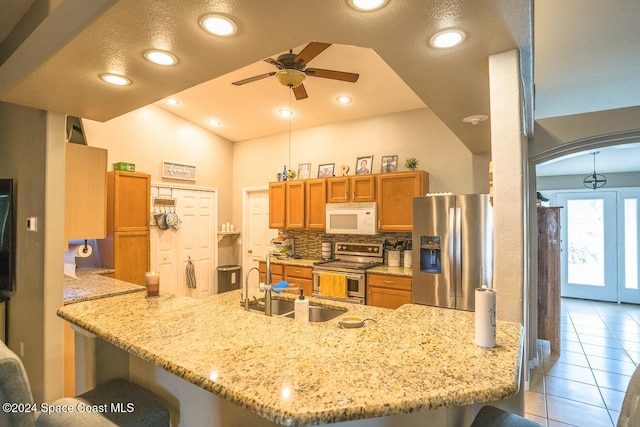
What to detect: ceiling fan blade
<box><xmin>264</xmin><ymin>58</ymin><xmax>282</xmax><ymax>68</ymax></box>
<box><xmin>295</xmin><ymin>42</ymin><xmax>331</xmax><ymax>66</ymax></box>
<box><xmin>231</xmin><ymin>72</ymin><xmax>276</xmax><ymax>86</ymax></box>
<box><xmin>305</xmin><ymin>68</ymin><xmax>359</xmax><ymax>83</ymax></box>
<box><xmin>292</xmin><ymin>84</ymin><xmax>308</xmax><ymax>100</ymax></box>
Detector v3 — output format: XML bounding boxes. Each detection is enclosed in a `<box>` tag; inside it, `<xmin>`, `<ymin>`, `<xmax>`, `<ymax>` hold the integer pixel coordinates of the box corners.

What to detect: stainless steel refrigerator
<box><xmin>412</xmin><ymin>194</ymin><xmax>493</xmax><ymax>311</ymax></box>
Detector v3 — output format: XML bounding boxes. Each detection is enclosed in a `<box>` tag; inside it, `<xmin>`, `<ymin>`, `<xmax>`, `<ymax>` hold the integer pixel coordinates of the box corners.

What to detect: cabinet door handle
<box><xmin>383</xmin><ymin>280</ymin><xmax>395</xmax><ymax>284</ymax></box>
<box><xmin>353</xmin><ymin>191</ymin><xmax>356</xmax><ymax>200</ymax></box>
<box><xmin>344</xmin><ymin>192</ymin><xmax>347</xmax><ymax>200</ymax></box>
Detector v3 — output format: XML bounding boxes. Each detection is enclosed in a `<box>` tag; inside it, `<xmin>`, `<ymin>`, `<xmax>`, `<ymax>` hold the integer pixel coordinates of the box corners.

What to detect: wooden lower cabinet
<box><xmin>257</xmin><ymin>263</ymin><xmax>313</xmax><ymax>297</ymax></box>
<box><xmin>283</xmin><ymin>265</ymin><xmax>313</xmax><ymax>297</ymax></box>
<box><xmin>100</xmin><ymin>231</ymin><xmax>150</xmax><ymax>285</ymax></box>
<box><xmin>258</xmin><ymin>262</ymin><xmax>284</xmax><ymax>285</ymax></box>
<box><xmin>367</xmin><ymin>273</ymin><xmax>412</xmax><ymax>309</ymax></box>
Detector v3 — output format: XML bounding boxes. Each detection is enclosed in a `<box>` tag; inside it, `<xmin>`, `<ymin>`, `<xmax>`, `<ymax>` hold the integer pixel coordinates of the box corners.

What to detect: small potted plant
<box><xmin>285</xmin><ymin>169</ymin><xmax>297</xmax><ymax>180</ymax></box>
<box><xmin>404</xmin><ymin>157</ymin><xmax>419</xmax><ymax>170</ymax></box>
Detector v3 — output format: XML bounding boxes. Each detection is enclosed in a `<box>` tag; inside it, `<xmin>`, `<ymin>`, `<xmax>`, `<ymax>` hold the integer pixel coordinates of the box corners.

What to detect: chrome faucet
<box><xmin>263</xmin><ymin>253</ymin><xmax>273</xmax><ymax>316</ymax></box>
<box><xmin>244</xmin><ymin>267</ymin><xmax>259</xmax><ymax>311</ymax></box>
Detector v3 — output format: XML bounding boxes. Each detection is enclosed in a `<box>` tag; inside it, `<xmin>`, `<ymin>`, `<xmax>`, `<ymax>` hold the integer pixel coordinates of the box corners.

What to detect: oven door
<box><xmin>312</xmin><ymin>269</ymin><xmax>366</xmax><ymax>304</ymax></box>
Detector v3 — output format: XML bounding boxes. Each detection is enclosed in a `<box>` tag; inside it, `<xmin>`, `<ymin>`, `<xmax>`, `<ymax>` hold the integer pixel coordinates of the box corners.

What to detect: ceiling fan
<box><xmin>231</xmin><ymin>42</ymin><xmax>359</xmax><ymax>100</ymax></box>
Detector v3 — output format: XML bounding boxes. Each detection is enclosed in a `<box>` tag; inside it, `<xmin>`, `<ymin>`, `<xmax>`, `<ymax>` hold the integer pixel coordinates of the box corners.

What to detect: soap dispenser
<box><xmin>294</xmin><ymin>289</ymin><xmax>309</xmax><ymax>324</ymax></box>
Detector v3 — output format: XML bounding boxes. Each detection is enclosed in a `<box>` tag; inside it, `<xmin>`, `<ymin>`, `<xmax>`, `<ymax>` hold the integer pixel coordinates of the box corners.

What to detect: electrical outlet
<box><xmin>19</xmin><ymin>341</ymin><xmax>24</xmax><ymax>357</ymax></box>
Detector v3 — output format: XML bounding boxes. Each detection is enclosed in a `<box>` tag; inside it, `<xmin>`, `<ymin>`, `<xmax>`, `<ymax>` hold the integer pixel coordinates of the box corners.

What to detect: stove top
<box><xmin>313</xmin><ymin>241</ymin><xmax>383</xmax><ymax>272</ymax></box>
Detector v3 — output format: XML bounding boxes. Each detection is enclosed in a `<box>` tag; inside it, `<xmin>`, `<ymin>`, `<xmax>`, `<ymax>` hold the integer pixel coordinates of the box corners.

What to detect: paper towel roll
<box><xmin>64</xmin><ymin>243</ymin><xmax>93</xmax><ymax>262</ymax></box>
<box><xmin>475</xmin><ymin>288</ymin><xmax>496</xmax><ymax>348</ymax></box>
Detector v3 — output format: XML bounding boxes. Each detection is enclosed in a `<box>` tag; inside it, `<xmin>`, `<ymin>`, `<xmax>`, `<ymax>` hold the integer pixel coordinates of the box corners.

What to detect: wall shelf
<box><xmin>218</xmin><ymin>232</ymin><xmax>240</xmax><ymax>243</ymax></box>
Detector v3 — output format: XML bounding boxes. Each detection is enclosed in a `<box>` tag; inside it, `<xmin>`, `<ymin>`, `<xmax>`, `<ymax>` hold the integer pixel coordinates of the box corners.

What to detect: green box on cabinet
<box><xmin>113</xmin><ymin>162</ymin><xmax>135</xmax><ymax>172</ymax></box>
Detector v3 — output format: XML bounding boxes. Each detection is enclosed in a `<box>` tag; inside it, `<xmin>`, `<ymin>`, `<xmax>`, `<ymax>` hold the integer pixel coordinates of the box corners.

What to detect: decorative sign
<box><xmin>162</xmin><ymin>162</ymin><xmax>196</xmax><ymax>181</ymax></box>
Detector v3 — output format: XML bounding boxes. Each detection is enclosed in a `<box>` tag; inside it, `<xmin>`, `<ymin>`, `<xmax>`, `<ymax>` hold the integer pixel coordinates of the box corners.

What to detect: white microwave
<box><xmin>325</xmin><ymin>202</ymin><xmax>377</xmax><ymax>235</ymax></box>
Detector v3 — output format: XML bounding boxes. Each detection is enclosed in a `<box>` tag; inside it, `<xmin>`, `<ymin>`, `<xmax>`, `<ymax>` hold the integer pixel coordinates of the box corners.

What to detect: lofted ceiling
<box><xmin>0</xmin><ymin>0</ymin><xmax>533</xmax><ymax>155</ymax></box>
<box><xmin>1</xmin><ymin>0</ymin><xmax>637</xmax><ymax>177</ymax></box>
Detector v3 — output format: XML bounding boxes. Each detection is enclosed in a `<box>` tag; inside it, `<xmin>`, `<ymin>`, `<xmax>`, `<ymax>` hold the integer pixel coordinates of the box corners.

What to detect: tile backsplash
<box><xmin>278</xmin><ymin>229</ymin><xmax>412</xmax><ymax>260</ymax></box>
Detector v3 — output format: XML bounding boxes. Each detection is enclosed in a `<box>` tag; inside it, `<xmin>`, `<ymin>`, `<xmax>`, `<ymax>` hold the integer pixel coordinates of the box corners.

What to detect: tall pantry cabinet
<box><xmin>98</xmin><ymin>171</ymin><xmax>151</xmax><ymax>285</ymax></box>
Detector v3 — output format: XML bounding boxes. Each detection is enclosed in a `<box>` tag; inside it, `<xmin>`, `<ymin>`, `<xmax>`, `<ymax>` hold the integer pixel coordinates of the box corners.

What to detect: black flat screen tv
<box><xmin>0</xmin><ymin>179</ymin><xmax>15</xmax><ymax>292</ymax></box>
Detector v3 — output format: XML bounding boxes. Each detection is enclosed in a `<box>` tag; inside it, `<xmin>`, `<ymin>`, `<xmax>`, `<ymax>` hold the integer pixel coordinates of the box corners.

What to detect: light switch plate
<box><xmin>26</xmin><ymin>217</ymin><xmax>37</xmax><ymax>231</ymax></box>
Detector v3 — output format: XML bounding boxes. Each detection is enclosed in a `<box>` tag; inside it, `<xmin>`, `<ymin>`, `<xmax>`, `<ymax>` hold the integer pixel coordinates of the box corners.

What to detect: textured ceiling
<box><xmin>0</xmin><ymin>0</ymin><xmax>533</xmax><ymax>155</ymax></box>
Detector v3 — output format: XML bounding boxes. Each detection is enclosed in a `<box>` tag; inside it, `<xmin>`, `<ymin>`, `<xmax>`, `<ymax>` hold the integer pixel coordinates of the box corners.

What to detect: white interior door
<box><xmin>150</xmin><ymin>186</ymin><xmax>217</xmax><ymax>298</ymax></box>
<box><xmin>243</xmin><ymin>187</ymin><xmax>276</xmax><ymax>291</ymax></box>
<box><xmin>620</xmin><ymin>189</ymin><xmax>640</xmax><ymax>304</ymax></box>
<box><xmin>177</xmin><ymin>189</ymin><xmax>216</xmax><ymax>298</ymax></box>
<box><xmin>557</xmin><ymin>192</ymin><xmax>618</xmax><ymax>302</ymax></box>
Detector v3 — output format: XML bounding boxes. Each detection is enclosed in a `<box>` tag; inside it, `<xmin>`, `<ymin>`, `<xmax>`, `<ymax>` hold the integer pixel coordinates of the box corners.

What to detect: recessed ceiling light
<box><xmin>336</xmin><ymin>95</ymin><xmax>352</xmax><ymax>104</ymax></box>
<box><xmin>164</xmin><ymin>98</ymin><xmax>180</xmax><ymax>106</ymax></box>
<box><xmin>99</xmin><ymin>73</ymin><xmax>131</xmax><ymax>86</ymax></box>
<box><xmin>144</xmin><ymin>49</ymin><xmax>178</xmax><ymax>66</ymax></box>
<box><xmin>207</xmin><ymin>119</ymin><xmax>221</xmax><ymax>127</ymax></box>
<box><xmin>430</xmin><ymin>29</ymin><xmax>466</xmax><ymax>48</ymax></box>
<box><xmin>199</xmin><ymin>14</ymin><xmax>237</xmax><ymax>36</ymax></box>
<box><xmin>278</xmin><ymin>108</ymin><xmax>294</xmax><ymax>118</ymax></box>
<box><xmin>348</xmin><ymin>0</ymin><xmax>388</xmax><ymax>11</ymax></box>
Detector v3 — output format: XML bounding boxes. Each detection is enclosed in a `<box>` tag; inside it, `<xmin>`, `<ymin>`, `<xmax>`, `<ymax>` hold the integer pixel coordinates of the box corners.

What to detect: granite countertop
<box><xmin>58</xmin><ymin>288</ymin><xmax>522</xmax><ymax>426</ymax></box>
<box><xmin>63</xmin><ymin>268</ymin><xmax>144</xmax><ymax>305</ymax></box>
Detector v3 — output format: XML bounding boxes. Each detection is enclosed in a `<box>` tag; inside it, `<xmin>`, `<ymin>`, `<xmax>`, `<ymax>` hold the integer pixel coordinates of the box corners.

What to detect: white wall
<box><xmin>489</xmin><ymin>50</ymin><xmax>526</xmax><ymax>324</ymax></box>
<box><xmin>231</xmin><ymin>107</ymin><xmax>489</xmax><ymax>225</ymax></box>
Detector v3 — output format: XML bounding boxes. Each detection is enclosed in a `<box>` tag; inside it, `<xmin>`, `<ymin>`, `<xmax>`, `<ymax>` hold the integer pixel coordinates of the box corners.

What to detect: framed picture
<box><xmin>298</xmin><ymin>163</ymin><xmax>311</xmax><ymax>179</ymax></box>
<box><xmin>381</xmin><ymin>155</ymin><xmax>398</xmax><ymax>173</ymax></box>
<box><xmin>318</xmin><ymin>163</ymin><xmax>335</xmax><ymax>178</ymax></box>
<box><xmin>355</xmin><ymin>155</ymin><xmax>373</xmax><ymax>175</ymax></box>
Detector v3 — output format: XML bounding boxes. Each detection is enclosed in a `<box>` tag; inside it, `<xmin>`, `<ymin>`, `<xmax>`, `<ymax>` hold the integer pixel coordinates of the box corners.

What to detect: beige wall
<box><xmin>82</xmin><ymin>105</ymin><xmax>237</xmax><ymax>265</ymax></box>
<box><xmin>231</xmin><ymin>107</ymin><xmax>490</xmax><ymax>226</ymax></box>
<box><xmin>0</xmin><ymin>102</ymin><xmax>65</xmax><ymax>403</ymax></box>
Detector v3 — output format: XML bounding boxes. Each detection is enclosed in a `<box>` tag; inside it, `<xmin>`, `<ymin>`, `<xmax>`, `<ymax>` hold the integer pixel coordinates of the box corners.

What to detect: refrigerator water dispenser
<box><xmin>419</xmin><ymin>236</ymin><xmax>441</xmax><ymax>274</ymax></box>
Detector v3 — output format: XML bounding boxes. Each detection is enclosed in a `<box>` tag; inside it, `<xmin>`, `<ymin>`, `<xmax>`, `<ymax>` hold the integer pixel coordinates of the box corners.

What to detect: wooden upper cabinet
<box><xmin>285</xmin><ymin>181</ymin><xmax>305</xmax><ymax>229</ymax></box>
<box><xmin>269</xmin><ymin>182</ymin><xmax>286</xmax><ymax>229</ymax></box>
<box><xmin>107</xmin><ymin>172</ymin><xmax>151</xmax><ymax>231</ymax></box>
<box><xmin>376</xmin><ymin>171</ymin><xmax>429</xmax><ymax>231</ymax></box>
<box><xmin>64</xmin><ymin>143</ymin><xmax>108</xmax><ymax>241</ymax></box>
<box><xmin>305</xmin><ymin>179</ymin><xmax>326</xmax><ymax>230</ymax></box>
<box><xmin>327</xmin><ymin>175</ymin><xmax>375</xmax><ymax>203</ymax></box>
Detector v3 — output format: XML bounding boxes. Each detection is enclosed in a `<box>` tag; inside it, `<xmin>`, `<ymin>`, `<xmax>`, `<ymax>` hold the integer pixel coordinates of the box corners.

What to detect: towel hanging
<box><xmin>186</xmin><ymin>257</ymin><xmax>197</xmax><ymax>288</ymax></box>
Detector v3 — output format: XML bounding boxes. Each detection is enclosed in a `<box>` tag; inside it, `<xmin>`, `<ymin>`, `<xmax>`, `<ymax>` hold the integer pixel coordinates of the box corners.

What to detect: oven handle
<box><xmin>313</xmin><ymin>270</ymin><xmax>364</xmax><ymax>281</ymax></box>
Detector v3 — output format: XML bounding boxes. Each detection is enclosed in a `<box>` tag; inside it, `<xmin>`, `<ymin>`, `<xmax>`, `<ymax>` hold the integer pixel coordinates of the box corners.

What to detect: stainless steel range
<box><xmin>312</xmin><ymin>242</ymin><xmax>383</xmax><ymax>304</ymax></box>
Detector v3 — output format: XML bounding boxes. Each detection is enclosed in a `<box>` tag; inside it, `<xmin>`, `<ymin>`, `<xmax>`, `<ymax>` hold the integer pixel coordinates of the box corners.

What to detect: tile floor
<box><xmin>525</xmin><ymin>298</ymin><xmax>640</xmax><ymax>426</ymax></box>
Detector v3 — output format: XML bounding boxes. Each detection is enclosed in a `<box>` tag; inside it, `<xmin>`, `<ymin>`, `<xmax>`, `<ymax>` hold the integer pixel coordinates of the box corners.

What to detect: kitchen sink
<box><xmin>283</xmin><ymin>306</ymin><xmax>345</xmax><ymax>322</ymax></box>
<box><xmin>246</xmin><ymin>299</ymin><xmax>295</xmax><ymax>315</ymax></box>
<box><xmin>246</xmin><ymin>299</ymin><xmax>345</xmax><ymax>322</ymax></box>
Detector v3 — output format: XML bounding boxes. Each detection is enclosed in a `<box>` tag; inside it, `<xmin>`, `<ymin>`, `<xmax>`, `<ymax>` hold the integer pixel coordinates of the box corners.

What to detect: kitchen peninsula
<box><xmin>58</xmin><ymin>281</ymin><xmax>523</xmax><ymax>426</ymax></box>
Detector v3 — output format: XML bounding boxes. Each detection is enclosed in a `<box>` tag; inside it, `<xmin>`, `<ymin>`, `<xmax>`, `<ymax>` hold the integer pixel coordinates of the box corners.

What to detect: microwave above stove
<box><xmin>325</xmin><ymin>202</ymin><xmax>377</xmax><ymax>235</ymax></box>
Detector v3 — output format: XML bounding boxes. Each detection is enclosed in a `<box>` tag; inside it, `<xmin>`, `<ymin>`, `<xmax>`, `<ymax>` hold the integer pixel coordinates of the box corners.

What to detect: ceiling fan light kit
<box><xmin>276</xmin><ymin>69</ymin><xmax>306</xmax><ymax>88</ymax></box>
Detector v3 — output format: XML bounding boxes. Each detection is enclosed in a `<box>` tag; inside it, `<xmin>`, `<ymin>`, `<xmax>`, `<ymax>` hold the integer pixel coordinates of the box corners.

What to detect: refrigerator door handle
<box><xmin>454</xmin><ymin>207</ymin><xmax>462</xmax><ymax>307</ymax></box>
<box><xmin>448</xmin><ymin>207</ymin><xmax>457</xmax><ymax>306</ymax></box>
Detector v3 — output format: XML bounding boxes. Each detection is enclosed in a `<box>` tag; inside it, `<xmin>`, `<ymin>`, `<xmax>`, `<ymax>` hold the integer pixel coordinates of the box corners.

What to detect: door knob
<box><xmin>248</xmin><ymin>249</ymin><xmax>253</xmax><ymax>254</ymax></box>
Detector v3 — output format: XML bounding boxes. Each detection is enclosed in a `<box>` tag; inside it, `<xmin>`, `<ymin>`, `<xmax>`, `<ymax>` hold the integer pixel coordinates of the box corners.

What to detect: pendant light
<box><xmin>583</xmin><ymin>151</ymin><xmax>607</xmax><ymax>190</ymax></box>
